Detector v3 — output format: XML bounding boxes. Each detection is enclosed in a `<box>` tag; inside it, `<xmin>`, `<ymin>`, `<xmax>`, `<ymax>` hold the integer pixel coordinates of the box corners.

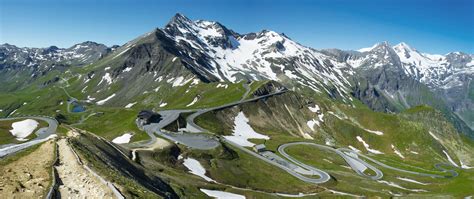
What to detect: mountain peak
<box><xmin>167</xmin><ymin>13</ymin><xmax>193</xmax><ymax>27</ymax></box>
<box><xmin>358</xmin><ymin>41</ymin><xmax>390</xmax><ymax>52</ymax></box>
<box><xmin>393</xmin><ymin>42</ymin><xmax>416</xmax><ymax>53</ymax></box>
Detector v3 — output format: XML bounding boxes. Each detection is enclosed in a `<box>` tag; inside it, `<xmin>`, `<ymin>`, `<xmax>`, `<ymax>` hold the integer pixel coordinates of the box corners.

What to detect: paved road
<box><xmin>132</xmin><ymin>82</ymin><xmax>459</xmax><ymax>183</ymax></box>
<box><xmin>138</xmin><ymin>110</ymin><xmax>220</xmax><ymax>150</ymax></box>
<box><xmin>0</xmin><ymin>116</ymin><xmax>58</xmax><ymax>158</ymax></box>
<box><xmin>136</xmin><ymin>85</ymin><xmax>286</xmax><ymax>150</ymax></box>
<box><xmin>279</xmin><ymin>142</ymin><xmax>457</xmax><ymax>180</ymax></box>
<box><xmin>279</xmin><ymin>142</ymin><xmax>383</xmax><ymax>180</ymax></box>
<box><xmin>185</xmin><ymin>88</ymin><xmax>287</xmax><ymax>133</ymax></box>
<box><xmin>337</xmin><ymin>148</ymin><xmax>457</xmax><ymax>178</ymax></box>
<box><xmin>184</xmin><ymin>83</ymin><xmax>251</xmax><ymax>133</ymax></box>
<box><xmin>222</xmin><ymin>138</ymin><xmax>331</xmax><ymax>184</ymax></box>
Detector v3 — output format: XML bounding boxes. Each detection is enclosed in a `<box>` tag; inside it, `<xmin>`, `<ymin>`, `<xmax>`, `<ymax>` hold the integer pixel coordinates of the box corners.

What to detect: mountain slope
<box><xmin>1</xmin><ymin>14</ymin><xmax>472</xmax><ymax>137</ymax></box>
<box><xmin>0</xmin><ymin>42</ymin><xmax>114</xmax><ymax>91</ymax></box>
<box><xmin>322</xmin><ymin>42</ymin><xmax>474</xmax><ymax>137</ymax></box>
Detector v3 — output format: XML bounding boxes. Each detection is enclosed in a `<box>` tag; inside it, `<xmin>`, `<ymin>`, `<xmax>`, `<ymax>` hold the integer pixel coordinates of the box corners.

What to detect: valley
<box><xmin>0</xmin><ymin>12</ymin><xmax>473</xmax><ymax>198</ymax></box>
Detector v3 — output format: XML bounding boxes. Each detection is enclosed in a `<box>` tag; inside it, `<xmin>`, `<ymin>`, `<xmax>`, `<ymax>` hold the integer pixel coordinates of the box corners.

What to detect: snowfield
<box><xmin>429</xmin><ymin>131</ymin><xmax>442</xmax><ymax>142</ymax></box>
<box><xmin>98</xmin><ymin>73</ymin><xmax>113</xmax><ymax>85</ymax></box>
<box><xmin>112</xmin><ymin>133</ymin><xmax>133</xmax><ymax>144</ymax></box>
<box><xmin>356</xmin><ymin>136</ymin><xmax>383</xmax><ymax>154</ymax></box>
<box><xmin>125</xmin><ymin>102</ymin><xmax>137</xmax><ymax>108</ymax></box>
<box><xmin>9</xmin><ymin>119</ymin><xmax>39</xmax><ymax>141</ymax></box>
<box><xmin>460</xmin><ymin>160</ymin><xmax>474</xmax><ymax>169</ymax></box>
<box><xmin>224</xmin><ymin>112</ymin><xmax>269</xmax><ymax>147</ymax></box>
<box><xmin>216</xmin><ymin>83</ymin><xmax>228</xmax><ymax>89</ymax></box>
<box><xmin>308</xmin><ymin>105</ymin><xmax>320</xmax><ymax>113</ymax></box>
<box><xmin>200</xmin><ymin>189</ymin><xmax>245</xmax><ymax>199</ymax></box>
<box><xmin>396</xmin><ymin>177</ymin><xmax>430</xmax><ymax>185</ymax></box>
<box><xmin>442</xmin><ymin>150</ymin><xmax>460</xmax><ymax>167</ymax></box>
<box><xmin>391</xmin><ymin>144</ymin><xmax>405</xmax><ymax>159</ymax></box>
<box><xmin>377</xmin><ymin>180</ymin><xmax>427</xmax><ymax>192</ymax></box>
<box><xmin>363</xmin><ymin>128</ymin><xmax>384</xmax><ymax>136</ymax></box>
<box><xmin>306</xmin><ymin>105</ymin><xmax>324</xmax><ymax>131</ymax></box>
<box><xmin>306</xmin><ymin>119</ymin><xmax>319</xmax><ymax>131</ymax></box>
<box><xmin>96</xmin><ymin>94</ymin><xmax>116</xmax><ymax>105</ymax></box>
<box><xmin>186</xmin><ymin>97</ymin><xmax>199</xmax><ymax>107</ymax></box>
<box><xmin>182</xmin><ymin>157</ymin><xmax>215</xmax><ymax>182</ymax></box>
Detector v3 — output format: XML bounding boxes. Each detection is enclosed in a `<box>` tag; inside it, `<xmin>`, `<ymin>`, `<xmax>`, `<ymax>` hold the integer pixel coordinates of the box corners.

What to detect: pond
<box><xmin>71</xmin><ymin>102</ymin><xmax>86</xmax><ymax>113</ymax></box>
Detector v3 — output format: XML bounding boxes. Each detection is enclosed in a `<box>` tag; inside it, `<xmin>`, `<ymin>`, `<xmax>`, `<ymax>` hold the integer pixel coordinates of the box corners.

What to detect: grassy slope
<box><xmin>1</xmin><ymin>56</ymin><xmax>473</xmax><ymax>197</ymax></box>
<box><xmin>194</xmin><ymin>91</ymin><xmax>474</xmax><ymax>197</ymax></box>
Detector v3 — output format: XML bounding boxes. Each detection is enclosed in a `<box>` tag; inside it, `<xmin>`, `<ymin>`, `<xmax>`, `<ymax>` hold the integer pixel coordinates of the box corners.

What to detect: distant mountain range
<box><xmin>1</xmin><ymin>13</ymin><xmax>473</xmax><ymax>135</ymax></box>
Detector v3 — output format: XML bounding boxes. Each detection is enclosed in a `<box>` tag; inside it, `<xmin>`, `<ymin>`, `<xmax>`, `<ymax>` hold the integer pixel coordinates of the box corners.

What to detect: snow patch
<box><xmin>396</xmin><ymin>177</ymin><xmax>430</xmax><ymax>185</ymax></box>
<box><xmin>308</xmin><ymin>105</ymin><xmax>320</xmax><ymax>113</ymax></box>
<box><xmin>112</xmin><ymin>133</ymin><xmax>133</xmax><ymax>144</ymax></box>
<box><xmin>377</xmin><ymin>180</ymin><xmax>427</xmax><ymax>192</ymax></box>
<box><xmin>306</xmin><ymin>119</ymin><xmax>319</xmax><ymax>131</ymax></box>
<box><xmin>122</xmin><ymin>67</ymin><xmax>132</xmax><ymax>72</ymax></box>
<box><xmin>429</xmin><ymin>131</ymin><xmax>441</xmax><ymax>142</ymax></box>
<box><xmin>96</xmin><ymin>94</ymin><xmax>116</xmax><ymax>105</ymax></box>
<box><xmin>125</xmin><ymin>102</ymin><xmax>137</xmax><ymax>108</ymax></box>
<box><xmin>443</xmin><ymin>150</ymin><xmax>459</xmax><ymax>167</ymax></box>
<box><xmin>358</xmin><ymin>43</ymin><xmax>379</xmax><ymax>52</ymax></box>
<box><xmin>356</xmin><ymin>136</ymin><xmax>383</xmax><ymax>154</ymax></box>
<box><xmin>10</xmin><ymin>119</ymin><xmax>39</xmax><ymax>141</ymax></box>
<box><xmin>159</xmin><ymin>102</ymin><xmax>167</xmax><ymax>107</ymax></box>
<box><xmin>391</xmin><ymin>144</ymin><xmax>405</xmax><ymax>159</ymax></box>
<box><xmin>216</xmin><ymin>83</ymin><xmax>228</xmax><ymax>89</ymax></box>
<box><xmin>183</xmin><ymin>158</ymin><xmax>215</xmax><ymax>182</ymax></box>
<box><xmin>363</xmin><ymin>128</ymin><xmax>384</xmax><ymax>135</ymax></box>
<box><xmin>186</xmin><ymin>97</ymin><xmax>199</xmax><ymax>107</ymax></box>
<box><xmin>224</xmin><ymin>112</ymin><xmax>269</xmax><ymax>147</ymax></box>
<box><xmin>200</xmin><ymin>189</ymin><xmax>245</xmax><ymax>199</ymax></box>
<box><xmin>328</xmin><ymin>189</ymin><xmax>362</xmax><ymax>197</ymax></box>
<box><xmin>171</xmin><ymin>76</ymin><xmax>185</xmax><ymax>87</ymax></box>
<box><xmin>98</xmin><ymin>73</ymin><xmax>113</xmax><ymax>85</ymax></box>
<box><xmin>460</xmin><ymin>160</ymin><xmax>474</xmax><ymax>169</ymax></box>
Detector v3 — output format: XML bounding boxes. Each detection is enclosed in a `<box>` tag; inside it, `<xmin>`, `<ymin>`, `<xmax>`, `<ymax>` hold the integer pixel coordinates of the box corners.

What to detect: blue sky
<box><xmin>1</xmin><ymin>0</ymin><xmax>473</xmax><ymax>54</ymax></box>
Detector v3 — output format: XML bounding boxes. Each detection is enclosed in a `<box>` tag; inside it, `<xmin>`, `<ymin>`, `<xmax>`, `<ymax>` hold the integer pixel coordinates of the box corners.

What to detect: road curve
<box><xmin>278</xmin><ymin>142</ymin><xmax>383</xmax><ymax>180</ymax></box>
<box><xmin>279</xmin><ymin>142</ymin><xmax>457</xmax><ymax>180</ymax></box>
<box><xmin>222</xmin><ymin>138</ymin><xmax>331</xmax><ymax>184</ymax></box>
<box><xmin>0</xmin><ymin>116</ymin><xmax>58</xmax><ymax>158</ymax></box>
<box><xmin>135</xmin><ymin>86</ymin><xmax>286</xmax><ymax>149</ymax></box>
<box><xmin>135</xmin><ymin>83</ymin><xmax>458</xmax><ymax>183</ymax></box>
<box><xmin>186</xmin><ymin>88</ymin><xmax>287</xmax><ymax>133</ymax></box>
<box><xmin>337</xmin><ymin>148</ymin><xmax>458</xmax><ymax>178</ymax></box>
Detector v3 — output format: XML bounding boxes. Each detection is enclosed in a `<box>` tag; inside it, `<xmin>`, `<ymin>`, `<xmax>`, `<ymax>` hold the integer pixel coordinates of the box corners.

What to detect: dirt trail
<box><xmin>0</xmin><ymin>140</ymin><xmax>55</xmax><ymax>198</ymax></box>
<box><xmin>55</xmin><ymin>138</ymin><xmax>115</xmax><ymax>198</ymax></box>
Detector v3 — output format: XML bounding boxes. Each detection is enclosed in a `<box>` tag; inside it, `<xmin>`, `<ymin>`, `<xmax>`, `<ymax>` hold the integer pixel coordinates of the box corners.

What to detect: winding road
<box><xmin>279</xmin><ymin>142</ymin><xmax>383</xmax><ymax>180</ymax></box>
<box><xmin>185</xmin><ymin>87</ymin><xmax>286</xmax><ymax>133</ymax></box>
<box><xmin>132</xmin><ymin>83</ymin><xmax>459</xmax><ymax>185</ymax></box>
<box><xmin>138</xmin><ymin>84</ymin><xmax>287</xmax><ymax>150</ymax></box>
<box><xmin>0</xmin><ymin>116</ymin><xmax>58</xmax><ymax>158</ymax></box>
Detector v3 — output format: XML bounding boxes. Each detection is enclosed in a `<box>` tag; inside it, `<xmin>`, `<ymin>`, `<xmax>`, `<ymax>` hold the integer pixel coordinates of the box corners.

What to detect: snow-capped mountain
<box><xmin>1</xmin><ymin>13</ymin><xmax>472</xmax><ymax>134</ymax></box>
<box><xmin>160</xmin><ymin>13</ymin><xmax>354</xmax><ymax>99</ymax></box>
<box><xmin>0</xmin><ymin>41</ymin><xmax>115</xmax><ymax>91</ymax></box>
<box><xmin>343</xmin><ymin>41</ymin><xmax>474</xmax><ymax>130</ymax></box>
<box><xmin>0</xmin><ymin>41</ymin><xmax>114</xmax><ymax>70</ymax></box>
<box><xmin>349</xmin><ymin>41</ymin><xmax>474</xmax><ymax>91</ymax></box>
<box><xmin>392</xmin><ymin>42</ymin><xmax>474</xmax><ymax>90</ymax></box>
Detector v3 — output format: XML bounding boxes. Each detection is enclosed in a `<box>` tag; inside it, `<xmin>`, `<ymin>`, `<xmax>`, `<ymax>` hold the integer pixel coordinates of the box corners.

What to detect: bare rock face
<box><xmin>252</xmin><ymin>81</ymin><xmax>286</xmax><ymax>97</ymax></box>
